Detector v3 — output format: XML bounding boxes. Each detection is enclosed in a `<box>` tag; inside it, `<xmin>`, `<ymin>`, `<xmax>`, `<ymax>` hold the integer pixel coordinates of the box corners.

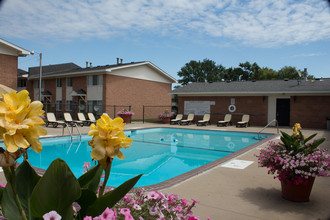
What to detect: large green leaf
<box><xmin>304</xmin><ymin>133</ymin><xmax>317</xmax><ymax>144</ymax></box>
<box><xmin>76</xmin><ymin>189</ymin><xmax>97</xmax><ymax>219</ymax></box>
<box><xmin>15</xmin><ymin>160</ymin><xmax>41</xmax><ymax>220</ymax></box>
<box><xmin>30</xmin><ymin>159</ymin><xmax>81</xmax><ymax>219</ymax></box>
<box><xmin>78</xmin><ymin>164</ymin><xmax>103</xmax><ymax>192</ymax></box>
<box><xmin>86</xmin><ymin>174</ymin><xmax>142</xmax><ymax>217</ymax></box>
<box><xmin>0</xmin><ymin>185</ymin><xmax>4</xmax><ymax>201</ymax></box>
<box><xmin>1</xmin><ymin>185</ymin><xmax>21</xmax><ymax>220</ymax></box>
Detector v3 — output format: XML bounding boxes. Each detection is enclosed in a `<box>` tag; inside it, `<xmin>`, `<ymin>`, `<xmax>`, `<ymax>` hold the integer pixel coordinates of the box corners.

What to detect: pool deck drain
<box><xmin>220</xmin><ymin>159</ymin><xmax>254</xmax><ymax>169</ymax></box>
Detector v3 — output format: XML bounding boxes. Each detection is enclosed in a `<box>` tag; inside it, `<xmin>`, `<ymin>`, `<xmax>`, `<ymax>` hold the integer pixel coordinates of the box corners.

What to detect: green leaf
<box><xmin>310</xmin><ymin>138</ymin><xmax>326</xmax><ymax>149</ymax></box>
<box><xmin>30</xmin><ymin>159</ymin><xmax>81</xmax><ymax>218</ymax></box>
<box><xmin>78</xmin><ymin>164</ymin><xmax>103</xmax><ymax>192</ymax></box>
<box><xmin>304</xmin><ymin>133</ymin><xmax>317</xmax><ymax>144</ymax></box>
<box><xmin>15</xmin><ymin>160</ymin><xmax>41</xmax><ymax>220</ymax></box>
<box><xmin>0</xmin><ymin>185</ymin><xmax>4</xmax><ymax>201</ymax></box>
<box><xmin>76</xmin><ymin>189</ymin><xmax>97</xmax><ymax>219</ymax></box>
<box><xmin>86</xmin><ymin>174</ymin><xmax>142</xmax><ymax>217</ymax></box>
<box><xmin>1</xmin><ymin>185</ymin><xmax>21</xmax><ymax>220</ymax></box>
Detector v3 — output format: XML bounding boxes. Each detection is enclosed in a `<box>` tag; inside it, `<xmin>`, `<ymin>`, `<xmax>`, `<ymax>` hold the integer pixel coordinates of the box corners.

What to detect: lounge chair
<box><xmin>170</xmin><ymin>114</ymin><xmax>183</xmax><ymax>125</ymax></box>
<box><xmin>87</xmin><ymin>113</ymin><xmax>97</xmax><ymax>124</ymax></box>
<box><xmin>77</xmin><ymin>112</ymin><xmax>91</xmax><ymax>126</ymax></box>
<box><xmin>180</xmin><ymin>113</ymin><xmax>195</xmax><ymax>125</ymax></box>
<box><xmin>45</xmin><ymin>112</ymin><xmax>66</xmax><ymax>128</ymax></box>
<box><xmin>236</xmin><ymin>114</ymin><xmax>250</xmax><ymax>127</ymax></box>
<box><xmin>217</xmin><ymin>114</ymin><xmax>232</xmax><ymax>127</ymax></box>
<box><xmin>196</xmin><ymin>114</ymin><xmax>211</xmax><ymax>126</ymax></box>
<box><xmin>64</xmin><ymin>112</ymin><xmax>84</xmax><ymax>127</ymax></box>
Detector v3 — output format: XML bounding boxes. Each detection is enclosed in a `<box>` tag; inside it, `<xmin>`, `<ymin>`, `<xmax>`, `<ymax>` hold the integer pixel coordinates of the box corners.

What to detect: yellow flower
<box><xmin>0</xmin><ymin>90</ymin><xmax>47</xmax><ymax>153</ymax></box>
<box><xmin>88</xmin><ymin>114</ymin><xmax>132</xmax><ymax>168</ymax></box>
<box><xmin>293</xmin><ymin>123</ymin><xmax>301</xmax><ymax>132</ymax></box>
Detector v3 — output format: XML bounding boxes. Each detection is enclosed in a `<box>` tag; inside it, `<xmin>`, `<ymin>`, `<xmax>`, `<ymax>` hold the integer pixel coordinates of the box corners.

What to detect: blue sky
<box><xmin>1</xmin><ymin>0</ymin><xmax>330</xmax><ymax>81</ymax></box>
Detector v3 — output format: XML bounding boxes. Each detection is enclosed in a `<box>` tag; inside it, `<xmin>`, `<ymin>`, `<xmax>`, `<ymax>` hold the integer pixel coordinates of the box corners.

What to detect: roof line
<box><xmin>108</xmin><ymin>61</ymin><xmax>177</xmax><ymax>83</ymax></box>
<box><xmin>170</xmin><ymin>91</ymin><xmax>330</xmax><ymax>95</ymax></box>
<box><xmin>0</xmin><ymin>38</ymin><xmax>31</xmax><ymax>56</ymax></box>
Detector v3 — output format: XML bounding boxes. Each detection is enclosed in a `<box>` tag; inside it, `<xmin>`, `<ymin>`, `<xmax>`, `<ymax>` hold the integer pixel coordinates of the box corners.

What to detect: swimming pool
<box><xmin>15</xmin><ymin>128</ymin><xmax>272</xmax><ymax>187</ymax></box>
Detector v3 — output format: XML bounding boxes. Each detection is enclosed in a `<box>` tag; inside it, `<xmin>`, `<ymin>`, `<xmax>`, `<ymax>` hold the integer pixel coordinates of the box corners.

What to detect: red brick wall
<box><xmin>178</xmin><ymin>96</ymin><xmax>268</xmax><ymax>126</ymax></box>
<box><xmin>44</xmin><ymin>79</ymin><xmax>56</xmax><ymax>102</ymax></box>
<box><xmin>290</xmin><ymin>96</ymin><xmax>330</xmax><ymax>129</ymax></box>
<box><xmin>0</xmin><ymin>54</ymin><xmax>18</xmax><ymax>89</ymax></box>
<box><xmin>104</xmin><ymin>75</ymin><xmax>172</xmax><ymax>119</ymax></box>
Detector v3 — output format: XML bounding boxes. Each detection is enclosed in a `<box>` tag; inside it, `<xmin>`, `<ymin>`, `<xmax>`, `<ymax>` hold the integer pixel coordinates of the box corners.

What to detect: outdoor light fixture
<box><xmin>31</xmin><ymin>51</ymin><xmax>42</xmax><ymax>101</ymax></box>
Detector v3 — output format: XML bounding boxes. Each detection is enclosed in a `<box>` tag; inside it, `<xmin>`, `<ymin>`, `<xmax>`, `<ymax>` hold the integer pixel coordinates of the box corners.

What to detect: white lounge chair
<box><xmin>77</xmin><ymin>112</ymin><xmax>91</xmax><ymax>126</ymax></box>
<box><xmin>170</xmin><ymin>114</ymin><xmax>183</xmax><ymax>125</ymax></box>
<box><xmin>196</xmin><ymin>114</ymin><xmax>211</xmax><ymax>126</ymax></box>
<box><xmin>180</xmin><ymin>113</ymin><xmax>195</xmax><ymax>125</ymax></box>
<box><xmin>88</xmin><ymin>113</ymin><xmax>97</xmax><ymax>124</ymax></box>
<box><xmin>64</xmin><ymin>112</ymin><xmax>84</xmax><ymax>127</ymax></box>
<box><xmin>45</xmin><ymin>112</ymin><xmax>66</xmax><ymax>128</ymax></box>
<box><xmin>236</xmin><ymin>114</ymin><xmax>250</xmax><ymax>128</ymax></box>
<box><xmin>217</xmin><ymin>114</ymin><xmax>232</xmax><ymax>127</ymax></box>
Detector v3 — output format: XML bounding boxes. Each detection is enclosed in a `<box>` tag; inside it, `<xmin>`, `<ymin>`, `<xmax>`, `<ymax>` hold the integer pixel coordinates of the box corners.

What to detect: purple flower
<box><xmin>43</xmin><ymin>211</ymin><xmax>62</xmax><ymax>220</ymax></box>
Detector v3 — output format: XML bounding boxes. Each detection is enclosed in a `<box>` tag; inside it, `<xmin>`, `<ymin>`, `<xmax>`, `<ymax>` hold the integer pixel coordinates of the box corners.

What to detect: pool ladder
<box><xmin>62</xmin><ymin>122</ymin><xmax>82</xmax><ymax>141</ymax></box>
<box><xmin>256</xmin><ymin>119</ymin><xmax>279</xmax><ymax>139</ymax></box>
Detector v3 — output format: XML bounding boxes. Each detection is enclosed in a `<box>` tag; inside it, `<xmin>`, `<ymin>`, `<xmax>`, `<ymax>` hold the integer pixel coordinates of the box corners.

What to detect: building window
<box><xmin>88</xmin><ymin>75</ymin><xmax>102</xmax><ymax>86</ymax></box>
<box><xmin>56</xmin><ymin>100</ymin><xmax>62</xmax><ymax>111</ymax></box>
<box><xmin>17</xmin><ymin>79</ymin><xmax>26</xmax><ymax>87</ymax></box>
<box><xmin>56</xmin><ymin>79</ymin><xmax>62</xmax><ymax>87</ymax></box>
<box><xmin>66</xmin><ymin>77</ymin><xmax>72</xmax><ymax>87</ymax></box>
<box><xmin>34</xmin><ymin>80</ymin><xmax>44</xmax><ymax>88</ymax></box>
<box><xmin>66</xmin><ymin>100</ymin><xmax>73</xmax><ymax>111</ymax></box>
<box><xmin>87</xmin><ymin>100</ymin><xmax>102</xmax><ymax>114</ymax></box>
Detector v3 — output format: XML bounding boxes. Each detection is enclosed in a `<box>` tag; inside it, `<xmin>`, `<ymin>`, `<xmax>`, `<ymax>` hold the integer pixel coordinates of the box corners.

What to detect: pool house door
<box><xmin>276</xmin><ymin>99</ymin><xmax>290</xmax><ymax>126</ymax></box>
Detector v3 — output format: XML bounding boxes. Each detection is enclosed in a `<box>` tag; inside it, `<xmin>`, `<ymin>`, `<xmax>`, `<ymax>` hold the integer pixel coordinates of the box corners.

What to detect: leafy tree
<box><xmin>259</xmin><ymin>67</ymin><xmax>278</xmax><ymax>80</ymax></box>
<box><xmin>177</xmin><ymin>59</ymin><xmax>223</xmax><ymax>85</ymax></box>
<box><xmin>177</xmin><ymin>59</ymin><xmax>315</xmax><ymax>85</ymax></box>
<box><xmin>278</xmin><ymin>66</ymin><xmax>299</xmax><ymax>79</ymax></box>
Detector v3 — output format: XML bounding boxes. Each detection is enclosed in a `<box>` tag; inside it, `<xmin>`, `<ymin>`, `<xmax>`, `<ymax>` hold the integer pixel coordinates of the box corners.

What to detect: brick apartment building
<box><xmin>170</xmin><ymin>79</ymin><xmax>330</xmax><ymax>129</ymax></box>
<box><xmin>0</xmin><ymin>38</ymin><xmax>31</xmax><ymax>90</ymax></box>
<box><xmin>27</xmin><ymin>61</ymin><xmax>177</xmax><ymax>120</ymax></box>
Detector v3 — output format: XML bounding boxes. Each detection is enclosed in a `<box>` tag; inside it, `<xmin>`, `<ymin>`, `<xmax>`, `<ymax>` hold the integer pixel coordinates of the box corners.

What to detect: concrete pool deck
<box><xmin>1</xmin><ymin>122</ymin><xmax>329</xmax><ymax>219</ymax></box>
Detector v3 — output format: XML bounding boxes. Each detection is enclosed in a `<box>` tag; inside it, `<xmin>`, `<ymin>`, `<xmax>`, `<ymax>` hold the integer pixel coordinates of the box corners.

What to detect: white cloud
<box><xmin>0</xmin><ymin>0</ymin><xmax>329</xmax><ymax>47</ymax></box>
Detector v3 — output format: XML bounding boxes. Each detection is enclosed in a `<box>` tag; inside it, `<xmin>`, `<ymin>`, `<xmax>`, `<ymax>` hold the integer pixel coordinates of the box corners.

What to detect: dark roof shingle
<box><xmin>170</xmin><ymin>79</ymin><xmax>330</xmax><ymax>95</ymax></box>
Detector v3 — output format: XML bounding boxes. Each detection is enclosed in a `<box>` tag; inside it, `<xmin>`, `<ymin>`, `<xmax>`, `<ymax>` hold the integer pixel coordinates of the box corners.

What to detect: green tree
<box><xmin>278</xmin><ymin>66</ymin><xmax>299</xmax><ymax>79</ymax></box>
<box><xmin>259</xmin><ymin>67</ymin><xmax>278</xmax><ymax>80</ymax></box>
<box><xmin>177</xmin><ymin>59</ymin><xmax>223</xmax><ymax>85</ymax></box>
<box><xmin>239</xmin><ymin>62</ymin><xmax>261</xmax><ymax>80</ymax></box>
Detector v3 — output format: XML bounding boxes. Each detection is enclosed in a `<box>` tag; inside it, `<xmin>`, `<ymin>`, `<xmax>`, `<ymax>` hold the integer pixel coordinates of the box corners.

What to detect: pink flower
<box><xmin>43</xmin><ymin>211</ymin><xmax>62</xmax><ymax>220</ymax></box>
<box><xmin>98</xmin><ymin>207</ymin><xmax>117</xmax><ymax>220</ymax></box>
<box><xmin>0</xmin><ymin>184</ymin><xmax>6</xmax><ymax>188</ymax></box>
<box><xmin>83</xmin><ymin>217</ymin><xmax>92</xmax><ymax>220</ymax></box>
<box><xmin>133</xmin><ymin>204</ymin><xmax>142</xmax><ymax>210</ymax></box>
<box><xmin>149</xmin><ymin>207</ymin><xmax>158</xmax><ymax>216</ymax></box>
<box><xmin>147</xmin><ymin>191</ymin><xmax>160</xmax><ymax>200</ymax></box>
<box><xmin>120</xmin><ymin>208</ymin><xmax>134</xmax><ymax>220</ymax></box>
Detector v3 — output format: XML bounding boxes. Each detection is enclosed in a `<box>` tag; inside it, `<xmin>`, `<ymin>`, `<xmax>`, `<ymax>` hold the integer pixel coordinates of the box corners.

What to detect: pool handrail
<box><xmin>257</xmin><ymin>119</ymin><xmax>279</xmax><ymax>139</ymax></box>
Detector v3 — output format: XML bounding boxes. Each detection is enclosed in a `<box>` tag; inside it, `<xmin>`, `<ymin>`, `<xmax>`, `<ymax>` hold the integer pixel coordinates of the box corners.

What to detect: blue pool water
<box><xmin>14</xmin><ymin>128</ymin><xmax>271</xmax><ymax>187</ymax></box>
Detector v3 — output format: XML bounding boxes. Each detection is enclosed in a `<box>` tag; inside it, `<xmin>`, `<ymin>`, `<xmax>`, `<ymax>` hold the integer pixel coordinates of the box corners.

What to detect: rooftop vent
<box><xmin>116</xmin><ymin>57</ymin><xmax>123</xmax><ymax>64</ymax></box>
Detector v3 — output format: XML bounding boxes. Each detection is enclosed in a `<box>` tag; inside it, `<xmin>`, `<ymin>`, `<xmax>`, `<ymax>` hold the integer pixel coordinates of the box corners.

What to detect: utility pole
<box><xmin>39</xmin><ymin>53</ymin><xmax>42</xmax><ymax>101</ymax></box>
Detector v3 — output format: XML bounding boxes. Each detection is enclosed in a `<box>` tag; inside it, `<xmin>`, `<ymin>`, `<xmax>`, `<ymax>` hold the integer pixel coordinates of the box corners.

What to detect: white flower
<box><xmin>43</xmin><ymin>210</ymin><xmax>62</xmax><ymax>220</ymax></box>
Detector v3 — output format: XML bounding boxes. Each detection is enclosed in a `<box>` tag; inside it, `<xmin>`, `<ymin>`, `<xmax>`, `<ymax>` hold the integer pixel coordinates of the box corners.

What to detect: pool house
<box><xmin>170</xmin><ymin>79</ymin><xmax>330</xmax><ymax>129</ymax></box>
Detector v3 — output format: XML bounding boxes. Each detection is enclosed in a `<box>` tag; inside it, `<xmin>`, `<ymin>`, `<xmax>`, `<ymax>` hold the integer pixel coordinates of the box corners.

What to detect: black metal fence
<box><xmin>43</xmin><ymin>102</ymin><xmax>131</xmax><ymax>120</ymax></box>
<box><xmin>142</xmin><ymin>105</ymin><xmax>172</xmax><ymax>123</ymax></box>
